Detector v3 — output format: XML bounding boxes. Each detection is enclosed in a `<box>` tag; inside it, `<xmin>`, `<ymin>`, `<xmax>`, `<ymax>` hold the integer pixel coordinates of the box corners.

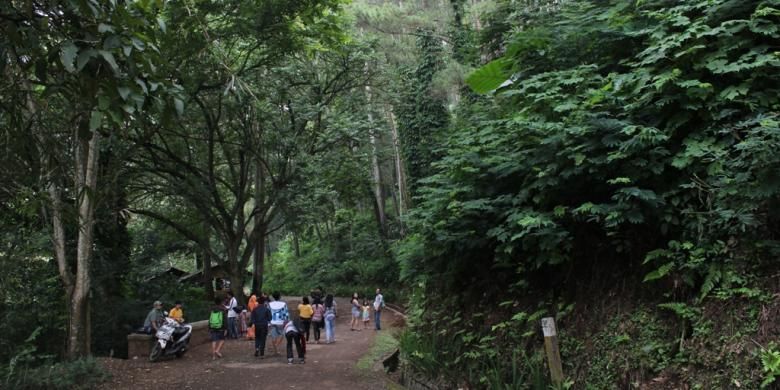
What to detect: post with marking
<box><xmin>542</xmin><ymin>317</ymin><xmax>564</xmax><ymax>386</ymax></box>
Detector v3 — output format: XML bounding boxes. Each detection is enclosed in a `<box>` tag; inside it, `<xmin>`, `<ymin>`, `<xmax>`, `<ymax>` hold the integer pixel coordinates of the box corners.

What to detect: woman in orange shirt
<box><xmin>246</xmin><ymin>294</ymin><xmax>258</xmax><ymax>340</ymax></box>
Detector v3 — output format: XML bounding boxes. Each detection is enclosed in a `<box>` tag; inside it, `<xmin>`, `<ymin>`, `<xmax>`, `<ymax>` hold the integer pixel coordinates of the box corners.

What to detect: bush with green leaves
<box><xmin>398</xmin><ymin>0</ymin><xmax>780</xmax><ymax>386</ymax></box>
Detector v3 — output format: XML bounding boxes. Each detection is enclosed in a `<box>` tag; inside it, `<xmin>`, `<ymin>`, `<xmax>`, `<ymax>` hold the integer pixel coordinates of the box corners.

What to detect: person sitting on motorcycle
<box><xmin>168</xmin><ymin>301</ymin><xmax>185</xmax><ymax>323</ymax></box>
<box><xmin>143</xmin><ymin>300</ymin><xmax>164</xmax><ymax>334</ymax></box>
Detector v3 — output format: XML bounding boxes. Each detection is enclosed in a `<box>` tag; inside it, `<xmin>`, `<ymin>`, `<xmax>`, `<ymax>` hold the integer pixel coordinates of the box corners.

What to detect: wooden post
<box><xmin>542</xmin><ymin>317</ymin><xmax>564</xmax><ymax>386</ymax></box>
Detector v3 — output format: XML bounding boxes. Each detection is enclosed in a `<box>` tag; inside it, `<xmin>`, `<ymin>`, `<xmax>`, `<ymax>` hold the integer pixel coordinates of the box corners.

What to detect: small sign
<box><xmin>541</xmin><ymin>317</ymin><xmax>557</xmax><ymax>337</ymax></box>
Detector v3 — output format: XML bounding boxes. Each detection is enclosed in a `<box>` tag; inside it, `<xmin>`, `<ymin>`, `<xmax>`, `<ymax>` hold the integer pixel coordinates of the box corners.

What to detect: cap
<box><xmin>153</xmin><ymin>300</ymin><xmax>162</xmax><ymax>306</ymax></box>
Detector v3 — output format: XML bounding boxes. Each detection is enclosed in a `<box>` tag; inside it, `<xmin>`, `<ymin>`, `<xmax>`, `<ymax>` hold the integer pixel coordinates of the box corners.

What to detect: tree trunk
<box><xmin>293</xmin><ymin>231</ymin><xmax>301</xmax><ymax>258</ymax></box>
<box><xmin>202</xmin><ymin>248</ymin><xmax>215</xmax><ymax>300</ymax></box>
<box><xmin>385</xmin><ymin>107</ymin><xmax>409</xmax><ymax>217</ymax></box>
<box><xmin>365</xmin><ymin>85</ymin><xmax>387</xmax><ymax>234</ymax></box>
<box><xmin>67</xmin><ymin>129</ymin><xmax>101</xmax><ymax>359</ymax></box>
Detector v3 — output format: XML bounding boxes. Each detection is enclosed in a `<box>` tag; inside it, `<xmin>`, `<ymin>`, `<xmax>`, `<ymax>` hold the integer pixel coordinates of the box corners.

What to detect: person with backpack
<box><xmin>373</xmin><ymin>288</ymin><xmax>385</xmax><ymax>331</ymax></box>
<box><xmin>250</xmin><ymin>295</ymin><xmax>271</xmax><ymax>358</ymax></box>
<box><xmin>225</xmin><ymin>291</ymin><xmax>239</xmax><ymax>339</ymax></box>
<box><xmin>284</xmin><ymin>317</ymin><xmax>306</xmax><ymax>364</ymax></box>
<box><xmin>268</xmin><ymin>292</ymin><xmax>289</xmax><ymax>355</ymax></box>
<box><xmin>324</xmin><ymin>294</ymin><xmax>337</xmax><ymax>344</ymax></box>
<box><xmin>310</xmin><ymin>297</ymin><xmax>325</xmax><ymax>344</ymax></box>
<box><xmin>208</xmin><ymin>297</ymin><xmax>227</xmax><ymax>359</ymax></box>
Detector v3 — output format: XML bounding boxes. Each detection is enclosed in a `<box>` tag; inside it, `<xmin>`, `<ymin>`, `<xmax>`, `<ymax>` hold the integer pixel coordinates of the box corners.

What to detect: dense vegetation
<box><xmin>2</xmin><ymin>0</ymin><xmax>780</xmax><ymax>389</ymax></box>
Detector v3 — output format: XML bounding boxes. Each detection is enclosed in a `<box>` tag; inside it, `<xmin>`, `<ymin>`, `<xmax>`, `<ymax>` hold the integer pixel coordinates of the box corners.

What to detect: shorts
<box><xmin>351</xmin><ymin>308</ymin><xmax>360</xmax><ymax>318</ymax></box>
<box><xmin>270</xmin><ymin>324</ymin><xmax>284</xmax><ymax>338</ymax></box>
<box><xmin>209</xmin><ymin>329</ymin><xmax>225</xmax><ymax>341</ymax></box>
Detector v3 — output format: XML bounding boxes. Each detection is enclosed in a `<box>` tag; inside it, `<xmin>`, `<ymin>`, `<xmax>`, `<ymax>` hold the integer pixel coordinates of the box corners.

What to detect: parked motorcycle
<box><xmin>150</xmin><ymin>317</ymin><xmax>192</xmax><ymax>362</ymax></box>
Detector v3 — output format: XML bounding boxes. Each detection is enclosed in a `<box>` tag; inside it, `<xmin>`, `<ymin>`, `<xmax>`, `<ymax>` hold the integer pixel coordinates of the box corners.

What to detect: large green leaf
<box><xmin>465</xmin><ymin>58</ymin><xmax>510</xmax><ymax>94</ymax></box>
<box><xmin>60</xmin><ymin>41</ymin><xmax>78</xmax><ymax>72</ymax></box>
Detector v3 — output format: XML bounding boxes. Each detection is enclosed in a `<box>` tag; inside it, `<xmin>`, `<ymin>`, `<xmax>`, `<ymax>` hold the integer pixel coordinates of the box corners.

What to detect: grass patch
<box><xmin>357</xmin><ymin>330</ymin><xmax>399</xmax><ymax>371</ymax></box>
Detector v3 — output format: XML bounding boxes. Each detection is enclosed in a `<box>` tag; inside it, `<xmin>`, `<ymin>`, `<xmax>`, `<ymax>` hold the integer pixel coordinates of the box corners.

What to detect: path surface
<box><xmin>100</xmin><ymin>297</ymin><xmax>398</xmax><ymax>389</ymax></box>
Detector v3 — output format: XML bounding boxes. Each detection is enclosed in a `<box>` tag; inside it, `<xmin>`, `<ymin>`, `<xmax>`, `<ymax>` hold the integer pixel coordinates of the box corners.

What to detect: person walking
<box><xmin>373</xmin><ymin>288</ymin><xmax>385</xmax><ymax>330</ymax></box>
<box><xmin>284</xmin><ymin>318</ymin><xmax>306</xmax><ymax>364</ymax></box>
<box><xmin>250</xmin><ymin>295</ymin><xmax>271</xmax><ymax>358</ymax></box>
<box><xmin>350</xmin><ymin>292</ymin><xmax>361</xmax><ymax>331</ymax></box>
<box><xmin>247</xmin><ymin>294</ymin><xmax>258</xmax><ymax>340</ymax></box>
<box><xmin>311</xmin><ymin>297</ymin><xmax>325</xmax><ymax>344</ymax></box>
<box><xmin>225</xmin><ymin>291</ymin><xmax>239</xmax><ymax>339</ymax></box>
<box><xmin>208</xmin><ymin>297</ymin><xmax>227</xmax><ymax>360</ymax></box>
<box><xmin>324</xmin><ymin>294</ymin><xmax>337</xmax><ymax>344</ymax></box>
<box><xmin>298</xmin><ymin>296</ymin><xmax>313</xmax><ymax>341</ymax></box>
<box><xmin>268</xmin><ymin>292</ymin><xmax>289</xmax><ymax>355</ymax></box>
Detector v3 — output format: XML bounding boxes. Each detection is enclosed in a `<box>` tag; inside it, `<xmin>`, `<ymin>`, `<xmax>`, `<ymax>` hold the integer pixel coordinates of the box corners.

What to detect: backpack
<box><xmin>312</xmin><ymin>304</ymin><xmax>325</xmax><ymax>322</ymax></box>
<box><xmin>325</xmin><ymin>306</ymin><xmax>336</xmax><ymax>320</ymax></box>
<box><xmin>209</xmin><ymin>310</ymin><xmax>223</xmax><ymax>330</ymax></box>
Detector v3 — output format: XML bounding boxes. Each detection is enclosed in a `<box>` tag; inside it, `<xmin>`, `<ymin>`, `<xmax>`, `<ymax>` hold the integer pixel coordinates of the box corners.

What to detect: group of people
<box><xmin>142</xmin><ymin>287</ymin><xmax>387</xmax><ymax>365</ymax></box>
<box><xmin>142</xmin><ymin>300</ymin><xmax>185</xmax><ymax>334</ymax></box>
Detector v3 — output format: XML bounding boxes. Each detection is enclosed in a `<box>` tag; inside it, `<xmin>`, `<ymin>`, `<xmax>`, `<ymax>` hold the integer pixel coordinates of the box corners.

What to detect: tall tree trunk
<box><xmin>67</xmin><ymin>129</ymin><xmax>101</xmax><ymax>359</ymax></box>
<box><xmin>365</xmin><ymin>85</ymin><xmax>387</xmax><ymax>235</ymax></box>
<box><xmin>385</xmin><ymin>107</ymin><xmax>409</xmax><ymax>218</ymax></box>
<box><xmin>202</xmin><ymin>247</ymin><xmax>215</xmax><ymax>299</ymax></box>
<box><xmin>252</xmin><ymin>158</ymin><xmax>266</xmax><ymax>294</ymax></box>
<box><xmin>293</xmin><ymin>231</ymin><xmax>301</xmax><ymax>258</ymax></box>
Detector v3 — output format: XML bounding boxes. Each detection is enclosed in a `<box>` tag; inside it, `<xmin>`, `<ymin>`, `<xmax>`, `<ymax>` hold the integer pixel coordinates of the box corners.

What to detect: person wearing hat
<box><xmin>143</xmin><ymin>300</ymin><xmax>165</xmax><ymax>334</ymax></box>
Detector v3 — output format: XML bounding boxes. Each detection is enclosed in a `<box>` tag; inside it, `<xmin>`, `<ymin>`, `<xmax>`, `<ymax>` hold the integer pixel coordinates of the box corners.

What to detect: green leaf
<box><xmin>466</xmin><ymin>58</ymin><xmax>510</xmax><ymax>94</ymax></box>
<box><xmin>98</xmin><ymin>23</ymin><xmax>114</xmax><ymax>33</ymax></box>
<box><xmin>89</xmin><ymin>110</ymin><xmax>103</xmax><ymax>131</ymax></box>
<box><xmin>117</xmin><ymin>86</ymin><xmax>131</xmax><ymax>101</ymax></box>
<box><xmin>60</xmin><ymin>41</ymin><xmax>78</xmax><ymax>72</ymax></box>
<box><xmin>76</xmin><ymin>49</ymin><xmax>96</xmax><ymax>71</ymax></box>
<box><xmin>98</xmin><ymin>50</ymin><xmax>119</xmax><ymax>73</ymax></box>
<box><xmin>643</xmin><ymin>262</ymin><xmax>674</xmax><ymax>282</ymax></box>
<box><xmin>174</xmin><ymin>98</ymin><xmax>184</xmax><ymax>115</ymax></box>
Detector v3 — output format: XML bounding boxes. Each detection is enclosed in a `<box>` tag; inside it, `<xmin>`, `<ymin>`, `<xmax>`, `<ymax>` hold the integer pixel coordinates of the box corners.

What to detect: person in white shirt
<box><xmin>225</xmin><ymin>291</ymin><xmax>239</xmax><ymax>339</ymax></box>
<box><xmin>268</xmin><ymin>292</ymin><xmax>289</xmax><ymax>355</ymax></box>
<box><xmin>373</xmin><ymin>288</ymin><xmax>385</xmax><ymax>331</ymax></box>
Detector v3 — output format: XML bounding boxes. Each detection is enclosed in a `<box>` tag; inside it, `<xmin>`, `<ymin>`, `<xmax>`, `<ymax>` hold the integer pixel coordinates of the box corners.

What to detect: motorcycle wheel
<box><xmin>149</xmin><ymin>343</ymin><xmax>163</xmax><ymax>362</ymax></box>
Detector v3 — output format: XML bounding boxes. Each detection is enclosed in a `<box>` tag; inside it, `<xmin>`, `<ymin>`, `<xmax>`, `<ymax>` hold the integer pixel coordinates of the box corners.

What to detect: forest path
<box><xmin>100</xmin><ymin>297</ymin><xmax>398</xmax><ymax>389</ymax></box>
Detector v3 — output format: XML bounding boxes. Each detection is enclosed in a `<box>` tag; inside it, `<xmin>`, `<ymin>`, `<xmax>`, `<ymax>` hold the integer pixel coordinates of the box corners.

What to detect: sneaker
<box><xmin>288</xmin><ymin>359</ymin><xmax>293</xmax><ymax>365</ymax></box>
<box><xmin>299</xmin><ymin>358</ymin><xmax>305</xmax><ymax>364</ymax></box>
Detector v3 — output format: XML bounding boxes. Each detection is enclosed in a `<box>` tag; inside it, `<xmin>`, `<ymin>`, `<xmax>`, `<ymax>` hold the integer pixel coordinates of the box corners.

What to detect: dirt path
<box><xmin>100</xmin><ymin>297</ymin><xmax>398</xmax><ymax>389</ymax></box>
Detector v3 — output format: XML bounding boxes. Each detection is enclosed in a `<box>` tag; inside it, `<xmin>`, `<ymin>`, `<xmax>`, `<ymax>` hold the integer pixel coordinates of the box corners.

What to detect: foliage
<box><xmin>761</xmin><ymin>343</ymin><xmax>780</xmax><ymax>388</ymax></box>
<box><xmin>397</xmin><ymin>0</ymin><xmax>780</xmax><ymax>387</ymax></box>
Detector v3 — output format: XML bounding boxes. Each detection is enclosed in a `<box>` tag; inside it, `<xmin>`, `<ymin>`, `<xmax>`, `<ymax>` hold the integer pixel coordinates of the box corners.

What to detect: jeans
<box><xmin>324</xmin><ymin>316</ymin><xmax>335</xmax><ymax>343</ymax></box>
<box><xmin>227</xmin><ymin>317</ymin><xmax>238</xmax><ymax>339</ymax></box>
<box><xmin>312</xmin><ymin>320</ymin><xmax>323</xmax><ymax>341</ymax></box>
<box><xmin>374</xmin><ymin>310</ymin><xmax>381</xmax><ymax>330</ymax></box>
<box><xmin>286</xmin><ymin>332</ymin><xmax>304</xmax><ymax>361</ymax></box>
<box><xmin>254</xmin><ymin>325</ymin><xmax>268</xmax><ymax>356</ymax></box>
<box><xmin>301</xmin><ymin>319</ymin><xmax>311</xmax><ymax>341</ymax></box>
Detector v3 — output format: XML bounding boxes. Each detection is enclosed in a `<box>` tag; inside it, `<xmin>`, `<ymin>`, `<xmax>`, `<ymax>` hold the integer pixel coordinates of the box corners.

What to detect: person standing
<box><xmin>373</xmin><ymin>288</ymin><xmax>385</xmax><ymax>331</ymax></box>
<box><xmin>208</xmin><ymin>297</ymin><xmax>227</xmax><ymax>359</ymax></box>
<box><xmin>268</xmin><ymin>292</ymin><xmax>289</xmax><ymax>355</ymax></box>
<box><xmin>284</xmin><ymin>318</ymin><xmax>306</xmax><ymax>364</ymax></box>
<box><xmin>311</xmin><ymin>297</ymin><xmax>325</xmax><ymax>344</ymax></box>
<box><xmin>350</xmin><ymin>292</ymin><xmax>361</xmax><ymax>331</ymax></box>
<box><xmin>225</xmin><ymin>291</ymin><xmax>239</xmax><ymax>339</ymax></box>
<box><xmin>298</xmin><ymin>296</ymin><xmax>313</xmax><ymax>341</ymax></box>
<box><xmin>142</xmin><ymin>300</ymin><xmax>164</xmax><ymax>334</ymax></box>
<box><xmin>324</xmin><ymin>294</ymin><xmax>337</xmax><ymax>344</ymax></box>
<box><xmin>250</xmin><ymin>295</ymin><xmax>271</xmax><ymax>358</ymax></box>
